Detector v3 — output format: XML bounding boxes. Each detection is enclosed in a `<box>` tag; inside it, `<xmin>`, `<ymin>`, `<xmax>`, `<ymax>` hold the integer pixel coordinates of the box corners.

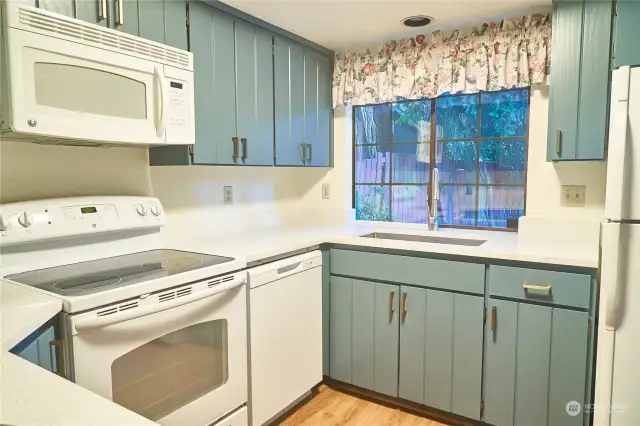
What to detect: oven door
<box><xmin>68</xmin><ymin>276</ymin><xmax>247</xmax><ymax>426</ymax></box>
<box><xmin>6</xmin><ymin>26</ymin><xmax>167</xmax><ymax>145</ymax></box>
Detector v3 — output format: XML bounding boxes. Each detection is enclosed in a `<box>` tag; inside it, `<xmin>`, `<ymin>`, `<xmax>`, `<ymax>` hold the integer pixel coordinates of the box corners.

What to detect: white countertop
<box><xmin>1</xmin><ymin>351</ymin><xmax>156</xmax><ymax>426</ymax></box>
<box><xmin>1</xmin><ymin>279</ymin><xmax>62</xmax><ymax>351</ymax></box>
<box><xmin>166</xmin><ymin>222</ymin><xmax>599</xmax><ymax>269</ymax></box>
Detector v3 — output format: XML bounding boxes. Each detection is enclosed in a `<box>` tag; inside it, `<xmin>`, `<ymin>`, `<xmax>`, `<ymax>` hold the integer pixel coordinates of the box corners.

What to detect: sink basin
<box><xmin>360</xmin><ymin>232</ymin><xmax>487</xmax><ymax>246</ymax></box>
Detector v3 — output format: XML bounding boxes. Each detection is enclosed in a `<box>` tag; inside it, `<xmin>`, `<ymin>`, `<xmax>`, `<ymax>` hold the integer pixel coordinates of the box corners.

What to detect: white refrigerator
<box><xmin>595</xmin><ymin>65</ymin><xmax>640</xmax><ymax>426</ymax></box>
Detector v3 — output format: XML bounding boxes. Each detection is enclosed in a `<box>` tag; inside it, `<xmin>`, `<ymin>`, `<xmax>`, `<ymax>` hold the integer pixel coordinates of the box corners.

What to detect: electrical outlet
<box><xmin>223</xmin><ymin>186</ymin><xmax>233</xmax><ymax>205</ymax></box>
<box><xmin>561</xmin><ymin>185</ymin><xmax>586</xmax><ymax>207</ymax></box>
<box><xmin>322</xmin><ymin>183</ymin><xmax>331</xmax><ymax>199</ymax></box>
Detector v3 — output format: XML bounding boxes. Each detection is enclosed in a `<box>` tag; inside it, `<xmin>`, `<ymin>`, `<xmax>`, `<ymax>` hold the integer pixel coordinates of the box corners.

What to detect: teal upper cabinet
<box><xmin>547</xmin><ymin>0</ymin><xmax>612</xmax><ymax>161</ymax></box>
<box><xmin>189</xmin><ymin>4</ymin><xmax>274</xmax><ymax>165</ymax></box>
<box><xmin>275</xmin><ymin>38</ymin><xmax>333</xmax><ymax>167</ymax></box>
<box><xmin>612</xmin><ymin>0</ymin><xmax>640</xmax><ymax>68</ymax></box>
<box><xmin>399</xmin><ymin>287</ymin><xmax>483</xmax><ymax>420</ymax></box>
<box><xmin>484</xmin><ymin>300</ymin><xmax>590</xmax><ymax>426</ymax></box>
<box><xmin>138</xmin><ymin>0</ymin><xmax>188</xmax><ymax>50</ymax></box>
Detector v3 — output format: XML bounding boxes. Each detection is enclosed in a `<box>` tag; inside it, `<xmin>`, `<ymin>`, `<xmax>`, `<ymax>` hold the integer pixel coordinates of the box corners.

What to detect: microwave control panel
<box><xmin>168</xmin><ymin>80</ymin><xmax>188</xmax><ymax>127</ymax></box>
<box><xmin>165</xmin><ymin>77</ymin><xmax>194</xmax><ymax>145</ymax></box>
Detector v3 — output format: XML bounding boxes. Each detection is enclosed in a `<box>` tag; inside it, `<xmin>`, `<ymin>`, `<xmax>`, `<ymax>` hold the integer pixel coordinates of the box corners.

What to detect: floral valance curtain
<box><xmin>332</xmin><ymin>14</ymin><xmax>551</xmax><ymax>108</ymax></box>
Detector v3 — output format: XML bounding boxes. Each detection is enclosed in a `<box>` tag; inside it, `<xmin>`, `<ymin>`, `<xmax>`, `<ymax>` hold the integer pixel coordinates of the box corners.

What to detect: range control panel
<box><xmin>0</xmin><ymin>196</ymin><xmax>166</xmax><ymax>247</ymax></box>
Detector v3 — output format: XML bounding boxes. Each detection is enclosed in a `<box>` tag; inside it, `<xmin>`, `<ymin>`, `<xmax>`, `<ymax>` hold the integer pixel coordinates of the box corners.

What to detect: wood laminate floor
<box><xmin>276</xmin><ymin>385</ymin><xmax>450</xmax><ymax>426</ymax></box>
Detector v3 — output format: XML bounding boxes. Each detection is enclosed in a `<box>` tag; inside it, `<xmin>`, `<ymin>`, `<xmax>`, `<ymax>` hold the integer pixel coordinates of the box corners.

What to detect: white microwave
<box><xmin>0</xmin><ymin>3</ymin><xmax>194</xmax><ymax>147</ymax></box>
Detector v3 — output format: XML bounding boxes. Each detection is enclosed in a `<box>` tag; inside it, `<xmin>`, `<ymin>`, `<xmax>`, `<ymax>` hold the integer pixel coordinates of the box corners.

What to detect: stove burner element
<box><xmin>54</xmin><ymin>275</ymin><xmax>122</xmax><ymax>291</ymax></box>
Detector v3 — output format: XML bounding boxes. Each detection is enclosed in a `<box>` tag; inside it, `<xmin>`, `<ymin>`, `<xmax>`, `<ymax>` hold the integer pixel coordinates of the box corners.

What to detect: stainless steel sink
<box><xmin>360</xmin><ymin>232</ymin><xmax>487</xmax><ymax>246</ymax></box>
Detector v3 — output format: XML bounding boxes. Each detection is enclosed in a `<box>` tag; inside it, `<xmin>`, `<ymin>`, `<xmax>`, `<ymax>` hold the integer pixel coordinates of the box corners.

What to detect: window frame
<box><xmin>351</xmin><ymin>88</ymin><xmax>531</xmax><ymax>232</ymax></box>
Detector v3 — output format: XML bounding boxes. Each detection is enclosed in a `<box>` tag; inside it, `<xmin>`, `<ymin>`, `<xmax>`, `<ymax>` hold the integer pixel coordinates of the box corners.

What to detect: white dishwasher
<box><xmin>247</xmin><ymin>251</ymin><xmax>323</xmax><ymax>426</ymax></box>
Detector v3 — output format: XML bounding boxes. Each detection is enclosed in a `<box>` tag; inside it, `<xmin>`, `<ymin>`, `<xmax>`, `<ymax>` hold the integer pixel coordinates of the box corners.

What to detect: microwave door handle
<box><xmin>74</xmin><ymin>275</ymin><xmax>246</xmax><ymax>332</ymax></box>
<box><xmin>154</xmin><ymin>66</ymin><xmax>167</xmax><ymax>138</ymax></box>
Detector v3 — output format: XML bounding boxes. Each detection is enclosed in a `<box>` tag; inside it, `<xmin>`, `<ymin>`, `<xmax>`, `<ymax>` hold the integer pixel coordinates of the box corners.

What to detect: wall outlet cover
<box><xmin>223</xmin><ymin>186</ymin><xmax>233</xmax><ymax>205</ymax></box>
<box><xmin>322</xmin><ymin>183</ymin><xmax>331</xmax><ymax>199</ymax></box>
<box><xmin>561</xmin><ymin>185</ymin><xmax>586</xmax><ymax>207</ymax></box>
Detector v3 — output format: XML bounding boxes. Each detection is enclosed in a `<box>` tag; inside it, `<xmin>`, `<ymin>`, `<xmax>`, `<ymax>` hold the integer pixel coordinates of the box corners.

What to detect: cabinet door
<box><xmin>235</xmin><ymin>21</ymin><xmax>274</xmax><ymax>166</ymax></box>
<box><xmin>14</xmin><ymin>325</ymin><xmax>57</xmax><ymax>372</ymax></box>
<box><xmin>399</xmin><ymin>288</ymin><xmax>483</xmax><ymax>419</ymax></box>
<box><xmin>190</xmin><ymin>4</ymin><xmax>237</xmax><ymax>165</ymax></box>
<box><xmin>329</xmin><ymin>276</ymin><xmax>352</xmax><ymax>383</ymax></box>
<box><xmin>75</xmin><ymin>0</ymin><xmax>108</xmax><ymax>26</ymax></box>
<box><xmin>163</xmin><ymin>0</ymin><xmax>188</xmax><ymax>50</ymax></box>
<box><xmin>137</xmin><ymin>0</ymin><xmax>166</xmax><ymax>44</ymax></box>
<box><xmin>484</xmin><ymin>300</ymin><xmax>589</xmax><ymax>426</ymax></box>
<box><xmin>547</xmin><ymin>0</ymin><xmax>582</xmax><ymax>161</ymax></box>
<box><xmin>274</xmin><ymin>37</ymin><xmax>305</xmax><ymax>166</ymax></box>
<box><xmin>372</xmin><ymin>281</ymin><xmax>399</xmax><ymax>397</ymax></box>
<box><xmin>613</xmin><ymin>0</ymin><xmax>640</xmax><ymax>68</ymax></box>
<box><xmin>304</xmin><ymin>49</ymin><xmax>332</xmax><ymax>167</ymax></box>
<box><xmin>108</xmin><ymin>0</ymin><xmax>139</xmax><ymax>36</ymax></box>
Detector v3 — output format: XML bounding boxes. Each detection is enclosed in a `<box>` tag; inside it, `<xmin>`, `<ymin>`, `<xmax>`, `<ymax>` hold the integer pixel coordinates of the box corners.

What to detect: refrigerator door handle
<box><xmin>604</xmin><ymin>66</ymin><xmax>631</xmax><ymax>220</ymax></box>
<box><xmin>602</xmin><ymin>224</ymin><xmax>622</xmax><ymax>330</ymax></box>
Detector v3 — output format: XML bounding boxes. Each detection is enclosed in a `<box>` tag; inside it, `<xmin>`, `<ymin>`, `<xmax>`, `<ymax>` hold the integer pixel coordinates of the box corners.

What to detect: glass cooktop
<box><xmin>5</xmin><ymin>250</ymin><xmax>234</xmax><ymax>297</ymax></box>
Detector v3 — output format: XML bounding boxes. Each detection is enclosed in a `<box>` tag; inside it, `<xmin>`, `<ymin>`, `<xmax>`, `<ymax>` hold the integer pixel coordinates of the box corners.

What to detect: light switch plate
<box><xmin>223</xmin><ymin>186</ymin><xmax>233</xmax><ymax>205</ymax></box>
<box><xmin>561</xmin><ymin>185</ymin><xmax>586</xmax><ymax>207</ymax></box>
<box><xmin>322</xmin><ymin>183</ymin><xmax>331</xmax><ymax>199</ymax></box>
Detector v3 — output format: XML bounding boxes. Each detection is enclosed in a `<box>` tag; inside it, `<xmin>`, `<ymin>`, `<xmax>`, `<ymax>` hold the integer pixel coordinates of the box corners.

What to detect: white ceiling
<box><xmin>221</xmin><ymin>0</ymin><xmax>551</xmax><ymax>50</ymax></box>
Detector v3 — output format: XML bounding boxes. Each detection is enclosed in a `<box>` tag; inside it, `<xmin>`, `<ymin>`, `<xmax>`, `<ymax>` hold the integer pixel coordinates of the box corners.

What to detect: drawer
<box><xmin>488</xmin><ymin>265</ymin><xmax>592</xmax><ymax>309</ymax></box>
<box><xmin>330</xmin><ymin>249</ymin><xmax>484</xmax><ymax>295</ymax></box>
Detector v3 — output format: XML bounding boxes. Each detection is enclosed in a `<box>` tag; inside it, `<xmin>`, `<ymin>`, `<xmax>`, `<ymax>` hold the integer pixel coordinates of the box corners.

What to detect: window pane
<box><xmin>436</xmin><ymin>94</ymin><xmax>478</xmax><ymax>140</ymax></box>
<box><xmin>438</xmin><ymin>185</ymin><xmax>476</xmax><ymax>226</ymax></box>
<box><xmin>392</xmin><ymin>186</ymin><xmax>428</xmax><ymax>224</ymax></box>
<box><xmin>478</xmin><ymin>186</ymin><xmax>525</xmax><ymax>228</ymax></box>
<box><xmin>355</xmin><ymin>145</ymin><xmax>390</xmax><ymax>183</ymax></box>
<box><xmin>436</xmin><ymin>141</ymin><xmax>477</xmax><ymax>184</ymax></box>
<box><xmin>111</xmin><ymin>320</ymin><xmax>228</xmax><ymax>421</ymax></box>
<box><xmin>392</xmin><ymin>100</ymin><xmax>431</xmax><ymax>143</ymax></box>
<box><xmin>392</xmin><ymin>143</ymin><xmax>430</xmax><ymax>184</ymax></box>
<box><xmin>355</xmin><ymin>104</ymin><xmax>391</xmax><ymax>145</ymax></box>
<box><xmin>481</xmin><ymin>90</ymin><xmax>529</xmax><ymax>138</ymax></box>
<box><xmin>355</xmin><ymin>185</ymin><xmax>390</xmax><ymax>221</ymax></box>
<box><xmin>479</xmin><ymin>140</ymin><xmax>527</xmax><ymax>184</ymax></box>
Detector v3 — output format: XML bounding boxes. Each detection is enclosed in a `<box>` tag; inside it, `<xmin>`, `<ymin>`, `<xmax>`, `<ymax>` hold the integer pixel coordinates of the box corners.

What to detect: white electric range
<box><xmin>0</xmin><ymin>196</ymin><xmax>249</xmax><ymax>426</ymax></box>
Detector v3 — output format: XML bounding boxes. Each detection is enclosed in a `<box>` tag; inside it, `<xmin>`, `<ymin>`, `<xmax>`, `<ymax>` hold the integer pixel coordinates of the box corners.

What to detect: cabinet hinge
<box><xmin>188</xmin><ymin>144</ymin><xmax>194</xmax><ymax>155</ymax></box>
<box><xmin>588</xmin><ymin>319</ymin><xmax>592</xmax><ymax>337</ymax></box>
<box><xmin>612</xmin><ymin>44</ymin><xmax>616</xmax><ymax>59</ymax></box>
<box><xmin>483</xmin><ymin>302</ymin><xmax>487</xmax><ymax>324</ymax></box>
<box><xmin>186</xmin><ymin>7</ymin><xmax>190</xmax><ymax>27</ymax></box>
<box><xmin>612</xmin><ymin>0</ymin><xmax>618</xmax><ymax>16</ymax></box>
<box><xmin>480</xmin><ymin>399</ymin><xmax>485</xmax><ymax>418</ymax></box>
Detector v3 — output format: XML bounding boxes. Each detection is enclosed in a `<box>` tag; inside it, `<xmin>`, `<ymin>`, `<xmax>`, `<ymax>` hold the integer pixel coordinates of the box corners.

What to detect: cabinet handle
<box><xmin>232</xmin><ymin>137</ymin><xmax>240</xmax><ymax>161</ymax></box>
<box><xmin>300</xmin><ymin>143</ymin><xmax>307</xmax><ymax>164</ymax></box>
<box><xmin>555</xmin><ymin>130</ymin><xmax>562</xmax><ymax>155</ymax></box>
<box><xmin>388</xmin><ymin>291</ymin><xmax>395</xmax><ymax>319</ymax></box>
<box><xmin>491</xmin><ymin>306</ymin><xmax>497</xmax><ymax>334</ymax></box>
<box><xmin>98</xmin><ymin>0</ymin><xmax>107</xmax><ymax>21</ymax></box>
<box><xmin>307</xmin><ymin>143</ymin><xmax>313</xmax><ymax>163</ymax></box>
<box><xmin>115</xmin><ymin>0</ymin><xmax>123</xmax><ymax>26</ymax></box>
<box><xmin>523</xmin><ymin>282</ymin><xmax>552</xmax><ymax>292</ymax></box>
<box><xmin>241</xmin><ymin>138</ymin><xmax>248</xmax><ymax>160</ymax></box>
<box><xmin>401</xmin><ymin>292</ymin><xmax>407</xmax><ymax>320</ymax></box>
<box><xmin>49</xmin><ymin>339</ymin><xmax>67</xmax><ymax>378</ymax></box>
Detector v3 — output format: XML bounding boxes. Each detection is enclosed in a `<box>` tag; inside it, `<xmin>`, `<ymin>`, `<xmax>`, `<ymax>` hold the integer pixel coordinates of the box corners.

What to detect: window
<box><xmin>353</xmin><ymin>89</ymin><xmax>529</xmax><ymax>230</ymax></box>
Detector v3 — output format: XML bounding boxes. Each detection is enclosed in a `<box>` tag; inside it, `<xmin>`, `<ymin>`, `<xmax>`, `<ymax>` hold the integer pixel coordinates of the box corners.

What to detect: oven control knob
<box><xmin>17</xmin><ymin>212</ymin><xmax>33</xmax><ymax>228</ymax></box>
<box><xmin>150</xmin><ymin>203</ymin><xmax>162</xmax><ymax>216</ymax></box>
<box><xmin>135</xmin><ymin>203</ymin><xmax>148</xmax><ymax>216</ymax></box>
<box><xmin>0</xmin><ymin>214</ymin><xmax>10</xmax><ymax>232</ymax></box>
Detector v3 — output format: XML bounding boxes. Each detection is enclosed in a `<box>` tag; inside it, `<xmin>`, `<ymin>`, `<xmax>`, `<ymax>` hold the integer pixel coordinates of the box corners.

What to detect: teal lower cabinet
<box><xmin>329</xmin><ymin>277</ymin><xmax>399</xmax><ymax>397</ymax></box>
<box><xmin>399</xmin><ymin>287</ymin><xmax>484</xmax><ymax>420</ymax></box>
<box><xmin>484</xmin><ymin>299</ymin><xmax>590</xmax><ymax>426</ymax></box>
<box><xmin>10</xmin><ymin>323</ymin><xmax>58</xmax><ymax>373</ymax></box>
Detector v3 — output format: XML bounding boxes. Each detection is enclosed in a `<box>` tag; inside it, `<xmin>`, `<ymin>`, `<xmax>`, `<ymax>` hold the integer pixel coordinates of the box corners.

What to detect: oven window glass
<box><xmin>111</xmin><ymin>320</ymin><xmax>228</xmax><ymax>421</ymax></box>
<box><xmin>33</xmin><ymin>63</ymin><xmax>147</xmax><ymax>119</ymax></box>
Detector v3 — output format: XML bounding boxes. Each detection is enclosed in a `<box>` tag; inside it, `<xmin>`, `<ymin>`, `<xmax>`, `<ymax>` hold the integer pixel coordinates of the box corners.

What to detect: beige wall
<box><xmin>0</xmin><ymin>87</ymin><xmax>606</xmax><ymax>234</ymax></box>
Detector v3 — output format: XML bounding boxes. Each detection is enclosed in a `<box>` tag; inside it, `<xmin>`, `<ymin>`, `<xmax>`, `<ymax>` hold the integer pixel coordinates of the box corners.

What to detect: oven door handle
<box><xmin>74</xmin><ymin>275</ymin><xmax>246</xmax><ymax>332</ymax></box>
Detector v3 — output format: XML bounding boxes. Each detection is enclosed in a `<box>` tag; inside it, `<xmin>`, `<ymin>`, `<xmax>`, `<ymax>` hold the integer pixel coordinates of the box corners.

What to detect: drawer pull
<box><xmin>523</xmin><ymin>283</ymin><xmax>552</xmax><ymax>292</ymax></box>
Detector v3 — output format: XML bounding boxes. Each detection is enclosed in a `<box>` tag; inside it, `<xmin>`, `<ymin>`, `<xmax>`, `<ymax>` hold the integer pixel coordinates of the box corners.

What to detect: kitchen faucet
<box><xmin>428</xmin><ymin>168</ymin><xmax>440</xmax><ymax>231</ymax></box>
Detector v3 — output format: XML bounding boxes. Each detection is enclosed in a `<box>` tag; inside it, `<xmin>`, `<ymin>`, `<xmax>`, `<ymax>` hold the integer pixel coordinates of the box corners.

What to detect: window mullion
<box><xmin>475</xmin><ymin>94</ymin><xmax>481</xmax><ymax>227</ymax></box>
